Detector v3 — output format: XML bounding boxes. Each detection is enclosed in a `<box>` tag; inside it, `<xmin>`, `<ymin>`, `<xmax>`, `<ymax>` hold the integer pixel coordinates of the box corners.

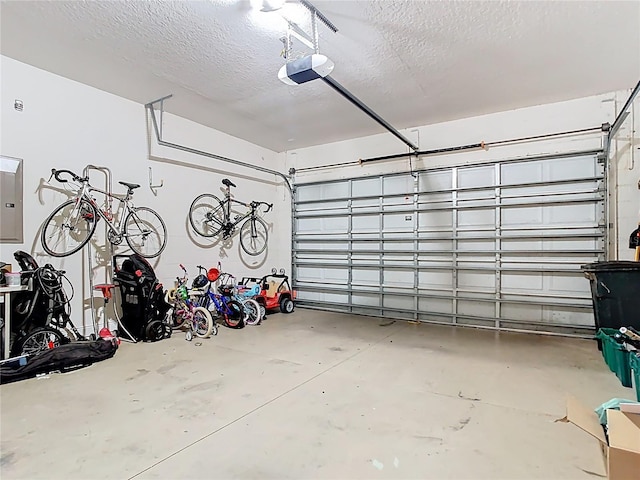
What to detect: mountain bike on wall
<box><xmin>188</xmin><ymin>178</ymin><xmax>272</xmax><ymax>256</ymax></box>
<box><xmin>41</xmin><ymin>169</ymin><xmax>167</xmax><ymax>258</ymax></box>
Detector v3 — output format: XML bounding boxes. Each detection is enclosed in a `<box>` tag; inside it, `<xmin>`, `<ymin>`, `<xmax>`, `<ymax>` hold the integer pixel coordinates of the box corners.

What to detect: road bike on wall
<box><xmin>188</xmin><ymin>178</ymin><xmax>272</xmax><ymax>256</ymax></box>
<box><xmin>41</xmin><ymin>169</ymin><xmax>167</xmax><ymax>258</ymax></box>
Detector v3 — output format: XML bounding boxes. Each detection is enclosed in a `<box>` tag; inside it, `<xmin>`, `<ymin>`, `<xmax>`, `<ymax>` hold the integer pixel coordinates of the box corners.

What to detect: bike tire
<box><xmin>242</xmin><ymin>298</ymin><xmax>262</xmax><ymax>326</ymax></box>
<box><xmin>41</xmin><ymin>199</ymin><xmax>98</xmax><ymax>257</ymax></box>
<box><xmin>11</xmin><ymin>326</ymin><xmax>69</xmax><ymax>357</ymax></box>
<box><xmin>239</xmin><ymin>216</ymin><xmax>269</xmax><ymax>256</ymax></box>
<box><xmin>193</xmin><ymin>307</ymin><xmax>213</xmax><ymax>338</ymax></box>
<box><xmin>189</xmin><ymin>194</ymin><xmax>225</xmax><ymax>238</ymax></box>
<box><xmin>224</xmin><ymin>300</ymin><xmax>245</xmax><ymax>329</ymax></box>
<box><xmin>169</xmin><ymin>306</ymin><xmax>187</xmax><ymax>330</ymax></box>
<box><xmin>124</xmin><ymin>206</ymin><xmax>167</xmax><ymax>258</ymax></box>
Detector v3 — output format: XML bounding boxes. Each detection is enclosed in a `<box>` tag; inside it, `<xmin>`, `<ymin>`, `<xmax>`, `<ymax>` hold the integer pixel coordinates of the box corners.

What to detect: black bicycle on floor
<box><xmin>188</xmin><ymin>179</ymin><xmax>272</xmax><ymax>256</ymax></box>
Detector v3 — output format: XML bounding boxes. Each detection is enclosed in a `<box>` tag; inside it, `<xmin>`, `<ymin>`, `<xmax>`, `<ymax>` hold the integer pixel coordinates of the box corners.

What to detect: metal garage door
<box><xmin>292</xmin><ymin>151</ymin><xmax>606</xmax><ymax>335</ymax></box>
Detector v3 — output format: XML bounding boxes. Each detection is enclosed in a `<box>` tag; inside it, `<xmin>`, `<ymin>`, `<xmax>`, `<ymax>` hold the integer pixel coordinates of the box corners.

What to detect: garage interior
<box><xmin>1</xmin><ymin>1</ymin><xmax>639</xmax><ymax>479</ymax></box>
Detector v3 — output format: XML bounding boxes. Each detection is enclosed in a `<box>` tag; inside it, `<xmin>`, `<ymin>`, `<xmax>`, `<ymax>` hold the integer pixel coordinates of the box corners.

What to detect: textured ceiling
<box><xmin>1</xmin><ymin>0</ymin><xmax>639</xmax><ymax>152</ymax></box>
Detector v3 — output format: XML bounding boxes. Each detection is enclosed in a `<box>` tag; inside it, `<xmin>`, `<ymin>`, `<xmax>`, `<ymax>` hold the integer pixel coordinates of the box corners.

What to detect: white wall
<box><xmin>286</xmin><ymin>90</ymin><xmax>639</xmax><ymax>261</ymax></box>
<box><xmin>0</xmin><ymin>56</ymin><xmax>290</xmax><ymax>335</ymax></box>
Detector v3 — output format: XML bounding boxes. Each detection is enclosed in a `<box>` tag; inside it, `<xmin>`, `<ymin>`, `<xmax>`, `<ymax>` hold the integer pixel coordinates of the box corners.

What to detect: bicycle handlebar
<box><xmin>49</xmin><ymin>169</ymin><xmax>88</xmax><ymax>184</ymax></box>
<box><xmin>250</xmin><ymin>201</ymin><xmax>273</xmax><ymax>213</ymax></box>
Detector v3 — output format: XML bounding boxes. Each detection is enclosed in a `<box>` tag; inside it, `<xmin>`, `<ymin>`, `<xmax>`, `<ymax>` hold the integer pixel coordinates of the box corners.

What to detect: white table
<box><xmin>0</xmin><ymin>285</ymin><xmax>29</xmax><ymax>359</ymax></box>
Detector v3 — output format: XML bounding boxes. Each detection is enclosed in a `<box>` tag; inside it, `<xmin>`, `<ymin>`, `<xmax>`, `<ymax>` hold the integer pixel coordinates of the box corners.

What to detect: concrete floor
<box><xmin>0</xmin><ymin>310</ymin><xmax>632</xmax><ymax>479</ymax></box>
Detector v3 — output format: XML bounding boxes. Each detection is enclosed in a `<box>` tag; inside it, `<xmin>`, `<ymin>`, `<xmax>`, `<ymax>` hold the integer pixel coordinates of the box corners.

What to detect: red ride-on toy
<box><xmin>240</xmin><ymin>268</ymin><xmax>296</xmax><ymax>314</ymax></box>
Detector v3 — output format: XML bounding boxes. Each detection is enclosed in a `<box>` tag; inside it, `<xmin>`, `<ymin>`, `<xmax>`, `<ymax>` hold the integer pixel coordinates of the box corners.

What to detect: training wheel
<box><xmin>185</xmin><ymin>330</ymin><xmax>193</xmax><ymax>341</ymax></box>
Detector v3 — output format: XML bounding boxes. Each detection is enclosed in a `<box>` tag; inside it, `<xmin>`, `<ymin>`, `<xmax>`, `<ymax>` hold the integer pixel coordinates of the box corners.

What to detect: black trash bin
<box><xmin>582</xmin><ymin>261</ymin><xmax>640</xmax><ymax>330</ymax></box>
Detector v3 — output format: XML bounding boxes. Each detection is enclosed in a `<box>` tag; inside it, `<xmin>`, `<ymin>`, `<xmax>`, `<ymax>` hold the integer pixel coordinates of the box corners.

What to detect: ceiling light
<box><xmin>260</xmin><ymin>0</ymin><xmax>286</xmax><ymax>12</ymax></box>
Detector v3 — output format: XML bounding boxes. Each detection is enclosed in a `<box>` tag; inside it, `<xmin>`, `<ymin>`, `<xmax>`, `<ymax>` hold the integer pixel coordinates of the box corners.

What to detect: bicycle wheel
<box><xmin>11</xmin><ymin>326</ymin><xmax>68</xmax><ymax>357</ymax></box>
<box><xmin>224</xmin><ymin>300</ymin><xmax>245</xmax><ymax>329</ymax></box>
<box><xmin>41</xmin><ymin>199</ymin><xmax>98</xmax><ymax>257</ymax></box>
<box><xmin>124</xmin><ymin>207</ymin><xmax>167</xmax><ymax>258</ymax></box>
<box><xmin>239</xmin><ymin>216</ymin><xmax>268</xmax><ymax>256</ymax></box>
<box><xmin>189</xmin><ymin>194</ymin><xmax>225</xmax><ymax>237</ymax></box>
<box><xmin>169</xmin><ymin>305</ymin><xmax>187</xmax><ymax>330</ymax></box>
<box><xmin>192</xmin><ymin>307</ymin><xmax>213</xmax><ymax>338</ymax></box>
<box><xmin>242</xmin><ymin>298</ymin><xmax>262</xmax><ymax>326</ymax></box>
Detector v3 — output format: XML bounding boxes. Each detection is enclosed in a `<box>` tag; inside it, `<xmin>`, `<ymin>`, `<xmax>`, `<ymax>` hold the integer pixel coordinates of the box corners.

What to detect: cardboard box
<box><xmin>561</xmin><ymin>396</ymin><xmax>640</xmax><ymax>479</ymax></box>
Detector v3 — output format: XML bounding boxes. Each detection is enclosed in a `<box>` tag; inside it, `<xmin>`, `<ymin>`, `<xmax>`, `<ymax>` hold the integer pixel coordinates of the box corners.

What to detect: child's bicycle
<box><xmin>216</xmin><ymin>272</ymin><xmax>263</xmax><ymax>325</ymax></box>
<box><xmin>195</xmin><ymin>266</ymin><xmax>246</xmax><ymax>329</ymax></box>
<box><xmin>166</xmin><ymin>265</ymin><xmax>215</xmax><ymax>341</ymax></box>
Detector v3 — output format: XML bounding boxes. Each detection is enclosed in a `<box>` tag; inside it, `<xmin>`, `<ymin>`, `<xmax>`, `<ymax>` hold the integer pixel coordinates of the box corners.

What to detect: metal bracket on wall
<box><xmin>148</xmin><ymin>166</ymin><xmax>164</xmax><ymax>194</ymax></box>
<box><xmin>145</xmin><ymin>95</ymin><xmax>293</xmax><ymax>195</ymax></box>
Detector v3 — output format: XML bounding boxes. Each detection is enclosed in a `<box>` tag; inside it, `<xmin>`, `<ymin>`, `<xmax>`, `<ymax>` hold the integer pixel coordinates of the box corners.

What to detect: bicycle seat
<box><xmin>222</xmin><ymin>178</ymin><xmax>236</xmax><ymax>188</ymax></box>
<box><xmin>119</xmin><ymin>181</ymin><xmax>140</xmax><ymax>190</ymax></box>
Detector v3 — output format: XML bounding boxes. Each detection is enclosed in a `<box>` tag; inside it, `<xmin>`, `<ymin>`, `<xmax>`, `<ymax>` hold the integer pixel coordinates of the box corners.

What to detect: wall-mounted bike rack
<box><xmin>148</xmin><ymin>166</ymin><xmax>164</xmax><ymax>194</ymax></box>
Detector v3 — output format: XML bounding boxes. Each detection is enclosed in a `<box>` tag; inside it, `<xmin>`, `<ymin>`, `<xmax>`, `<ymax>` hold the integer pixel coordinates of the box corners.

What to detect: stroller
<box><xmin>113</xmin><ymin>254</ymin><xmax>170</xmax><ymax>342</ymax></box>
<box><xmin>9</xmin><ymin>251</ymin><xmax>85</xmax><ymax>357</ymax></box>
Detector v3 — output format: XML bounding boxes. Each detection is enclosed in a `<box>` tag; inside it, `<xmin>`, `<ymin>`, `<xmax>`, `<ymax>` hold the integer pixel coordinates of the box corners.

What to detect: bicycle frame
<box><xmin>218</xmin><ymin>194</ymin><xmax>263</xmax><ymax>238</ymax></box>
<box><xmin>204</xmin><ymin>287</ymin><xmax>237</xmax><ymax>317</ymax></box>
<box><xmin>73</xmin><ymin>181</ymin><xmax>136</xmax><ymax>238</ymax></box>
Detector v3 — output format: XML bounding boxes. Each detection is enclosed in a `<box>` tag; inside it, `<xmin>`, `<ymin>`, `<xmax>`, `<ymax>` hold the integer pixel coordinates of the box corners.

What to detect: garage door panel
<box><xmin>294</xmin><ymin>152</ymin><xmax>604</xmax><ymax>334</ymax></box>
<box><xmin>383</xmin><ymin>269</ymin><xmax>414</xmax><ymax>287</ymax></box>
<box><xmin>383</xmin><ymin>213</ymin><xmax>414</xmax><ymax>230</ymax></box>
<box><xmin>352</xmin><ymin>294</ymin><xmax>380</xmax><ymax>307</ymax></box>
<box><xmin>352</xmin><ymin>268</ymin><xmax>379</xmax><ymax>284</ymax></box>
<box><xmin>418</xmin><ymin>270</ymin><xmax>453</xmax><ymax>289</ymax></box>
<box><xmin>352</xmin><ymin>214</ymin><xmax>380</xmax><ymax>232</ymax></box>
<box><xmin>419</xmin><ymin>171</ymin><xmax>451</xmax><ymax>191</ymax></box>
<box><xmin>418</xmin><ymin>194</ymin><xmax>453</xmax><ymax>205</ymax></box>
<box><xmin>321</xmin><ymin>293</ymin><xmax>349</xmax><ymax>304</ymax></box>
<box><xmin>352</xmin><ymin>178</ymin><xmax>381</xmax><ymax>197</ymax></box>
<box><xmin>382</xmin><ymin>295</ymin><xmax>413</xmax><ymax>310</ymax></box>
<box><xmin>547</xmin><ymin>156</ymin><xmax>596</xmax><ymax>180</ymax></box>
<box><xmin>383</xmin><ymin>175</ymin><xmax>414</xmax><ymax>196</ymax></box>
<box><xmin>296</xmin><ymin>241</ymin><xmax>349</xmax><ymax>252</ymax></box>
<box><xmin>419</xmin><ymin>239</ymin><xmax>454</xmax><ymax>250</ymax></box>
<box><xmin>547</xmin><ymin>272</ymin><xmax>591</xmax><ymax>295</ymax></box>
<box><xmin>502</xmin><ymin>206</ymin><xmax>543</xmax><ymax>226</ymax></box>
<box><xmin>502</xmin><ymin>272</ymin><xmax>544</xmax><ymax>291</ymax></box>
<box><xmin>457</xmin><ymin>271</ymin><xmax>495</xmax><ymax>290</ymax></box>
<box><xmin>548</xmin><ymin>204</ymin><xmax>598</xmax><ymax>225</ymax></box>
<box><xmin>458</xmin><ymin>208</ymin><xmax>495</xmax><ymax>227</ymax></box>
<box><xmin>418</xmin><ymin>210</ymin><xmax>453</xmax><ymax>229</ymax></box>
<box><xmin>502</xmin><ymin>162</ymin><xmax>543</xmax><ymax>184</ymax></box>
<box><xmin>418</xmin><ymin>297</ymin><xmax>452</xmax><ymax>314</ymax></box>
<box><xmin>457</xmin><ymin>239</ymin><xmax>496</xmax><ymax>251</ymax></box>
<box><xmin>458</xmin><ymin>300</ymin><xmax>495</xmax><ymax>317</ymax></box>
<box><xmin>458</xmin><ymin>166</ymin><xmax>494</xmax><ymax>189</ymax></box>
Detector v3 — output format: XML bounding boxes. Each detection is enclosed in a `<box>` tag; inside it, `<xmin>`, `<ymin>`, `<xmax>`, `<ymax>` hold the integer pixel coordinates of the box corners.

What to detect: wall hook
<box><xmin>149</xmin><ymin>166</ymin><xmax>164</xmax><ymax>194</ymax></box>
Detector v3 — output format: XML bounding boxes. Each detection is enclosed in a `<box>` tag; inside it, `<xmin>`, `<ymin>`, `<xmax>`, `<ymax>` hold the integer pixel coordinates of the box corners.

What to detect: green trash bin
<box><xmin>582</xmin><ymin>261</ymin><xmax>640</xmax><ymax>330</ymax></box>
<box><xmin>630</xmin><ymin>352</ymin><xmax>640</xmax><ymax>401</ymax></box>
<box><xmin>595</xmin><ymin>328</ymin><xmax>633</xmax><ymax>388</ymax></box>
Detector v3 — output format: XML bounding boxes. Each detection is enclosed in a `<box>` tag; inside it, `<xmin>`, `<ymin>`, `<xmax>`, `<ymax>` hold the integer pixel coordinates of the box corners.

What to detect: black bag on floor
<box><xmin>113</xmin><ymin>254</ymin><xmax>170</xmax><ymax>342</ymax></box>
<box><xmin>0</xmin><ymin>339</ymin><xmax>118</xmax><ymax>384</ymax></box>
